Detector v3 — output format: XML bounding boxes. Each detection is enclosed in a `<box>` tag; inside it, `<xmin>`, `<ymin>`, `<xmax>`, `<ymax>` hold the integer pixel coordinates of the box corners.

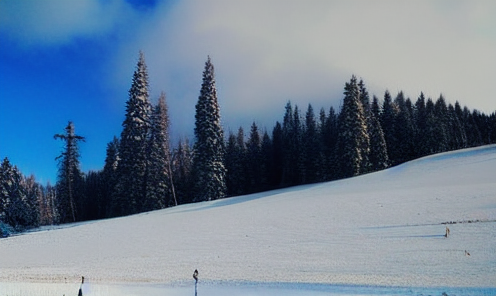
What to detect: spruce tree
<box><xmin>172</xmin><ymin>138</ymin><xmax>194</xmax><ymax>204</ymax></box>
<box><xmin>0</xmin><ymin>158</ymin><xmax>28</xmax><ymax>229</ymax></box>
<box><xmin>271</xmin><ymin>122</ymin><xmax>284</xmax><ymax>187</ymax></box>
<box><xmin>246</xmin><ymin>122</ymin><xmax>262</xmax><ymax>192</ymax></box>
<box><xmin>54</xmin><ymin>121</ymin><xmax>85</xmax><ymax>223</ymax></box>
<box><xmin>393</xmin><ymin>92</ymin><xmax>416</xmax><ymax>163</ymax></box>
<box><xmin>414</xmin><ymin>93</ymin><xmax>433</xmax><ymax>157</ymax></box>
<box><xmin>303</xmin><ymin>104</ymin><xmax>319</xmax><ymax>183</ymax></box>
<box><xmin>192</xmin><ymin>57</ymin><xmax>226</xmax><ymax>201</ymax></box>
<box><xmin>336</xmin><ymin>75</ymin><xmax>370</xmax><ymax>178</ymax></box>
<box><xmin>358</xmin><ymin>80</ymin><xmax>372</xmax><ymax>173</ymax></box>
<box><xmin>380</xmin><ymin>90</ymin><xmax>398</xmax><ymax>164</ymax></box>
<box><xmin>145</xmin><ymin>92</ymin><xmax>175</xmax><ymax>210</ymax></box>
<box><xmin>321</xmin><ymin>106</ymin><xmax>338</xmax><ymax>180</ymax></box>
<box><xmin>433</xmin><ymin>95</ymin><xmax>449</xmax><ymax>152</ymax></box>
<box><xmin>112</xmin><ymin>51</ymin><xmax>151</xmax><ymax>217</ymax></box>
<box><xmin>369</xmin><ymin>96</ymin><xmax>389</xmax><ymax>171</ymax></box>
<box><xmin>102</xmin><ymin>136</ymin><xmax>119</xmax><ymax>217</ymax></box>
<box><xmin>259</xmin><ymin>130</ymin><xmax>273</xmax><ymax>191</ymax></box>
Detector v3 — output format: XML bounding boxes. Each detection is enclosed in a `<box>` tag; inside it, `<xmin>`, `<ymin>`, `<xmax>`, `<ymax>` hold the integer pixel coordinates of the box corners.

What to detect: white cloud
<box><xmin>101</xmin><ymin>0</ymin><xmax>496</xmax><ymax>136</ymax></box>
<box><xmin>0</xmin><ymin>0</ymin><xmax>134</xmax><ymax>46</ymax></box>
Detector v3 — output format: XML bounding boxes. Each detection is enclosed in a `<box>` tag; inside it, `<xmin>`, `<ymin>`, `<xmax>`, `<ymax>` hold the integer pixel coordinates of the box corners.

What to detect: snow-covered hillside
<box><xmin>0</xmin><ymin>145</ymin><xmax>495</xmax><ymax>288</ymax></box>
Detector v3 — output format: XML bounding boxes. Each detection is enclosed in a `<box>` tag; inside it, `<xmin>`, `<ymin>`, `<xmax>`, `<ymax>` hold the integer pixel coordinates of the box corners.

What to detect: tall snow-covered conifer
<box><xmin>112</xmin><ymin>51</ymin><xmax>151</xmax><ymax>216</ymax></box>
<box><xmin>336</xmin><ymin>76</ymin><xmax>370</xmax><ymax>178</ymax></box>
<box><xmin>192</xmin><ymin>57</ymin><xmax>226</xmax><ymax>201</ymax></box>
<box><xmin>145</xmin><ymin>92</ymin><xmax>176</xmax><ymax>210</ymax></box>
<box><xmin>54</xmin><ymin>122</ymin><xmax>85</xmax><ymax>223</ymax></box>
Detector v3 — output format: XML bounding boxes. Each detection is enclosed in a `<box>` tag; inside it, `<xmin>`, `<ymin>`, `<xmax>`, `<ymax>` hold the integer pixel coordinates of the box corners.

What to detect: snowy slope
<box><xmin>0</xmin><ymin>145</ymin><xmax>495</xmax><ymax>288</ymax></box>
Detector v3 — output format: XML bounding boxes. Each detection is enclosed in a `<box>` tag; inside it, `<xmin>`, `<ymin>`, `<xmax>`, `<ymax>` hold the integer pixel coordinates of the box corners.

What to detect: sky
<box><xmin>0</xmin><ymin>0</ymin><xmax>495</xmax><ymax>184</ymax></box>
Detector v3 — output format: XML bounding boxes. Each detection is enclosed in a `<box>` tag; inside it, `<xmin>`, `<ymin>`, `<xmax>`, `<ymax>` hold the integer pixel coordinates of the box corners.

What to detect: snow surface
<box><xmin>0</xmin><ymin>145</ymin><xmax>495</xmax><ymax>292</ymax></box>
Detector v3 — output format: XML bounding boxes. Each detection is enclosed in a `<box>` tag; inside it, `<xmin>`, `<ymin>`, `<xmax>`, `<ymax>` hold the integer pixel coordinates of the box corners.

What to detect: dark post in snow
<box><xmin>193</xmin><ymin>269</ymin><xmax>199</xmax><ymax>295</ymax></box>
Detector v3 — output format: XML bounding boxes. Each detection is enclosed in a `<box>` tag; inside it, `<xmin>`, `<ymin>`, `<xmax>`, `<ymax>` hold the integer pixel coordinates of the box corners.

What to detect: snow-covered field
<box><xmin>1</xmin><ymin>145</ymin><xmax>495</xmax><ymax>295</ymax></box>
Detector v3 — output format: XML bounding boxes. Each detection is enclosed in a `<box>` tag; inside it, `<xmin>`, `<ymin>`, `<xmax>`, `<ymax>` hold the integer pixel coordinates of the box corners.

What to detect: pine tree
<box><xmin>172</xmin><ymin>138</ymin><xmax>194</xmax><ymax>204</ymax></box>
<box><xmin>414</xmin><ymin>93</ymin><xmax>429</xmax><ymax>157</ymax></box>
<box><xmin>336</xmin><ymin>75</ymin><xmax>370</xmax><ymax>178</ymax></box>
<box><xmin>54</xmin><ymin>121</ymin><xmax>85</xmax><ymax>223</ymax></box>
<box><xmin>380</xmin><ymin>90</ymin><xmax>398</xmax><ymax>165</ymax></box>
<box><xmin>369</xmin><ymin>96</ymin><xmax>389</xmax><ymax>171</ymax></box>
<box><xmin>102</xmin><ymin>136</ymin><xmax>119</xmax><ymax>217</ymax></box>
<box><xmin>0</xmin><ymin>158</ymin><xmax>35</xmax><ymax>229</ymax></box>
<box><xmin>303</xmin><ymin>104</ymin><xmax>320</xmax><ymax>183</ymax></box>
<box><xmin>192</xmin><ymin>57</ymin><xmax>226</xmax><ymax>201</ymax></box>
<box><xmin>246</xmin><ymin>122</ymin><xmax>262</xmax><ymax>192</ymax></box>
<box><xmin>447</xmin><ymin>103</ymin><xmax>467</xmax><ymax>150</ymax></box>
<box><xmin>145</xmin><ymin>92</ymin><xmax>175</xmax><ymax>210</ymax></box>
<box><xmin>321</xmin><ymin>106</ymin><xmax>338</xmax><ymax>180</ymax></box>
<box><xmin>23</xmin><ymin>175</ymin><xmax>41</xmax><ymax>227</ymax></box>
<box><xmin>433</xmin><ymin>95</ymin><xmax>449</xmax><ymax>152</ymax></box>
<box><xmin>358</xmin><ymin>79</ymin><xmax>372</xmax><ymax>173</ymax></box>
<box><xmin>112</xmin><ymin>51</ymin><xmax>151</xmax><ymax>216</ymax></box>
<box><xmin>271</xmin><ymin>122</ymin><xmax>284</xmax><ymax>187</ymax></box>
<box><xmin>393</xmin><ymin>92</ymin><xmax>416</xmax><ymax>163</ymax></box>
<box><xmin>424</xmin><ymin>98</ymin><xmax>439</xmax><ymax>154</ymax></box>
<box><xmin>259</xmin><ymin>130</ymin><xmax>273</xmax><ymax>191</ymax></box>
<box><xmin>281</xmin><ymin>102</ymin><xmax>303</xmax><ymax>186</ymax></box>
<box><xmin>82</xmin><ymin>170</ymin><xmax>104</xmax><ymax>221</ymax></box>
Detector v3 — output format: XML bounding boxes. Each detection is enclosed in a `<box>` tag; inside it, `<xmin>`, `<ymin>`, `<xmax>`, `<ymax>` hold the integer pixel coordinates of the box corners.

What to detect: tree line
<box><xmin>1</xmin><ymin>53</ymin><xmax>495</xmax><ymax>234</ymax></box>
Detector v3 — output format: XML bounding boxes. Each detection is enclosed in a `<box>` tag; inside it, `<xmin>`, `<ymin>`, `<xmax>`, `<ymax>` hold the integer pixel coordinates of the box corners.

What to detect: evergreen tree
<box><xmin>358</xmin><ymin>79</ymin><xmax>372</xmax><ymax>173</ymax></box>
<box><xmin>414</xmin><ymin>93</ymin><xmax>429</xmax><ymax>157</ymax></box>
<box><xmin>39</xmin><ymin>183</ymin><xmax>56</xmax><ymax>226</ymax></box>
<box><xmin>102</xmin><ymin>136</ymin><xmax>119</xmax><ymax>217</ymax></box>
<box><xmin>433</xmin><ymin>95</ymin><xmax>449</xmax><ymax>152</ymax></box>
<box><xmin>225</xmin><ymin>127</ymin><xmax>247</xmax><ymax>196</ymax></box>
<box><xmin>112</xmin><ymin>51</ymin><xmax>151</xmax><ymax>216</ymax></box>
<box><xmin>303</xmin><ymin>104</ymin><xmax>320</xmax><ymax>183</ymax></box>
<box><xmin>281</xmin><ymin>102</ymin><xmax>303</xmax><ymax>185</ymax></box>
<box><xmin>424</xmin><ymin>98</ymin><xmax>439</xmax><ymax>154</ymax></box>
<box><xmin>281</xmin><ymin>102</ymin><xmax>295</xmax><ymax>186</ymax></box>
<box><xmin>393</xmin><ymin>92</ymin><xmax>416</xmax><ymax>163</ymax></box>
<box><xmin>447</xmin><ymin>103</ymin><xmax>467</xmax><ymax>150</ymax></box>
<box><xmin>336</xmin><ymin>76</ymin><xmax>370</xmax><ymax>178</ymax></box>
<box><xmin>271</xmin><ymin>122</ymin><xmax>284</xmax><ymax>187</ymax></box>
<box><xmin>23</xmin><ymin>175</ymin><xmax>41</xmax><ymax>227</ymax></box>
<box><xmin>463</xmin><ymin>107</ymin><xmax>482</xmax><ymax>147</ymax></box>
<box><xmin>192</xmin><ymin>57</ymin><xmax>226</xmax><ymax>201</ymax></box>
<box><xmin>82</xmin><ymin>170</ymin><xmax>104</xmax><ymax>221</ymax></box>
<box><xmin>246</xmin><ymin>122</ymin><xmax>262</xmax><ymax>192</ymax></box>
<box><xmin>260</xmin><ymin>130</ymin><xmax>273</xmax><ymax>191</ymax></box>
<box><xmin>0</xmin><ymin>158</ymin><xmax>31</xmax><ymax>229</ymax></box>
<box><xmin>54</xmin><ymin>121</ymin><xmax>85</xmax><ymax>223</ymax></box>
<box><xmin>369</xmin><ymin>96</ymin><xmax>389</xmax><ymax>171</ymax></box>
<box><xmin>225</xmin><ymin>131</ymin><xmax>240</xmax><ymax>196</ymax></box>
<box><xmin>453</xmin><ymin>101</ymin><xmax>468</xmax><ymax>148</ymax></box>
<box><xmin>145</xmin><ymin>92</ymin><xmax>175</xmax><ymax>210</ymax></box>
<box><xmin>321</xmin><ymin>106</ymin><xmax>338</xmax><ymax>180</ymax></box>
<box><xmin>172</xmin><ymin>138</ymin><xmax>194</xmax><ymax>204</ymax></box>
<box><xmin>380</xmin><ymin>90</ymin><xmax>398</xmax><ymax>165</ymax></box>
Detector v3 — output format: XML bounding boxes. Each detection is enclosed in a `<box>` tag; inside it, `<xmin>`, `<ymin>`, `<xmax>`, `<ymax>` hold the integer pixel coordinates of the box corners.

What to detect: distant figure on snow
<box><xmin>78</xmin><ymin>276</ymin><xmax>84</xmax><ymax>296</ymax></box>
<box><xmin>444</xmin><ymin>226</ymin><xmax>450</xmax><ymax>238</ymax></box>
<box><xmin>193</xmin><ymin>269</ymin><xmax>199</xmax><ymax>283</ymax></box>
<box><xmin>465</xmin><ymin>250</ymin><xmax>470</xmax><ymax>256</ymax></box>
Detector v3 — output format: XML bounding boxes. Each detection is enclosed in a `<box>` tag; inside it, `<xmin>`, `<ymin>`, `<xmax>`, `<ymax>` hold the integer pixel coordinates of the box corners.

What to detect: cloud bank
<box><xmin>112</xmin><ymin>0</ymin><xmax>495</xmax><ymax>137</ymax></box>
<box><xmin>3</xmin><ymin>0</ymin><xmax>495</xmax><ymax>137</ymax></box>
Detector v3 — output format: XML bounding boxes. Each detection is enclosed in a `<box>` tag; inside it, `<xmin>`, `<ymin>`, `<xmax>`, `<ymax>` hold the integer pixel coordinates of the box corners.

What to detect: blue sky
<box><xmin>1</xmin><ymin>0</ymin><xmax>495</xmax><ymax>184</ymax></box>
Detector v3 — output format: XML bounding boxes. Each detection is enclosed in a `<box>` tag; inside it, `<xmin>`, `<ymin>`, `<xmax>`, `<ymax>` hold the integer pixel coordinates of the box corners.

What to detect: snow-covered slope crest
<box><xmin>0</xmin><ymin>145</ymin><xmax>495</xmax><ymax>287</ymax></box>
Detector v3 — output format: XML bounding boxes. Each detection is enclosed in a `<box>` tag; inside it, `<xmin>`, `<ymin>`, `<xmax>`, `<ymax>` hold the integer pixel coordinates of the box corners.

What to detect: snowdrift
<box><xmin>0</xmin><ymin>145</ymin><xmax>495</xmax><ymax>287</ymax></box>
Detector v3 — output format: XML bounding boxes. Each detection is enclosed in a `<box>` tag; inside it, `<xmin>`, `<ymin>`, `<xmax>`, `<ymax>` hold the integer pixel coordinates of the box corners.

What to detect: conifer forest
<box><xmin>1</xmin><ymin>52</ymin><xmax>495</xmax><ymax>235</ymax></box>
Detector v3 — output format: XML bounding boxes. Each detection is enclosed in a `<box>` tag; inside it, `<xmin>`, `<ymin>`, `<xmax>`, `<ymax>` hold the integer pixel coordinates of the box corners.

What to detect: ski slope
<box><xmin>0</xmin><ymin>145</ymin><xmax>495</xmax><ymax>289</ymax></box>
